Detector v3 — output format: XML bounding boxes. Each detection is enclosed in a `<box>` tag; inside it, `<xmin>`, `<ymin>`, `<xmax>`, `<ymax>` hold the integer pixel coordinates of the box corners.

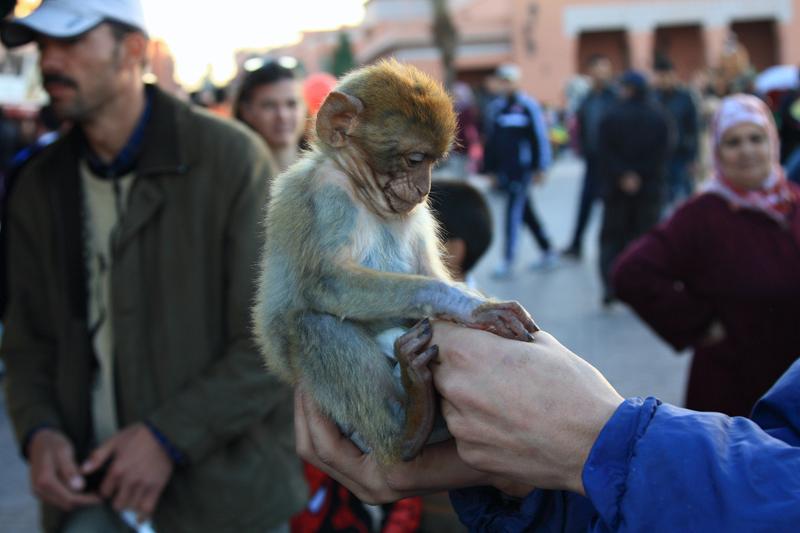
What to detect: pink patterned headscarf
<box><xmin>704</xmin><ymin>94</ymin><xmax>796</xmax><ymax>223</ymax></box>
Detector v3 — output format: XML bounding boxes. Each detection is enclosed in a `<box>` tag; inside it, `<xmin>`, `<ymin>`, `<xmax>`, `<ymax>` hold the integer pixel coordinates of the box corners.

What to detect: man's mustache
<box><xmin>42</xmin><ymin>73</ymin><xmax>78</xmax><ymax>89</ymax></box>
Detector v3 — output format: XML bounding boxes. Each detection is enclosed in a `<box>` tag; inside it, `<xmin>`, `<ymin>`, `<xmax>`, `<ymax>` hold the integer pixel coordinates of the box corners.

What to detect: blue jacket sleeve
<box><xmin>750</xmin><ymin>358</ymin><xmax>800</xmax><ymax>446</ymax></box>
<box><xmin>584</xmin><ymin>392</ymin><xmax>800</xmax><ymax>531</ymax></box>
<box><xmin>449</xmin><ymin>485</ymin><xmax>597</xmax><ymax>532</ymax></box>
<box><xmin>524</xmin><ymin>98</ymin><xmax>552</xmax><ymax>171</ymax></box>
<box><xmin>450</xmin><ymin>359</ymin><xmax>800</xmax><ymax>532</ymax></box>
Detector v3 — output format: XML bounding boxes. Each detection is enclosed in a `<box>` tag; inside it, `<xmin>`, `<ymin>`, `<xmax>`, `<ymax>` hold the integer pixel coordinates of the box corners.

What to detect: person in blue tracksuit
<box><xmin>483</xmin><ymin>64</ymin><xmax>556</xmax><ymax>278</ymax></box>
<box><xmin>295</xmin><ymin>324</ymin><xmax>800</xmax><ymax>533</ymax></box>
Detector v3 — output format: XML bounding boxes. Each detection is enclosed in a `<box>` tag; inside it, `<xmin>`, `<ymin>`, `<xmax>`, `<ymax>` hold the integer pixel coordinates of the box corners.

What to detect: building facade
<box><xmin>267</xmin><ymin>0</ymin><xmax>800</xmax><ymax>106</ymax></box>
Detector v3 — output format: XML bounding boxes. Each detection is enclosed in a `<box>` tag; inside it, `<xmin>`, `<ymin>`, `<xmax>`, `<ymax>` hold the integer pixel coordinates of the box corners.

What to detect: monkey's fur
<box><xmin>253</xmin><ymin>60</ymin><xmax>537</xmax><ymax>464</ymax></box>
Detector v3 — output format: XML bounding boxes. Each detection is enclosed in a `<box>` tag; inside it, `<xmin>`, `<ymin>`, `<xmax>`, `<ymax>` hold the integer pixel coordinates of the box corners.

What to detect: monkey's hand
<box><xmin>395</xmin><ymin>319</ymin><xmax>439</xmax><ymax>462</ymax></box>
<box><xmin>467</xmin><ymin>301</ymin><xmax>539</xmax><ymax>342</ymax></box>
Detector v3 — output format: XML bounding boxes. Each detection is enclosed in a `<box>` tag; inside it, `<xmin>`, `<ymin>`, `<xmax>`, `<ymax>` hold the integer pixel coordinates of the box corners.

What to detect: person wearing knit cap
<box><xmin>595</xmin><ymin>69</ymin><xmax>673</xmax><ymax>305</ymax></box>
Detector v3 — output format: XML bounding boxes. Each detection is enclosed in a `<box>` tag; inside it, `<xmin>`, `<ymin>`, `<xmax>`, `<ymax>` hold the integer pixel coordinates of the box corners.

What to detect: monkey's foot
<box><xmin>470</xmin><ymin>301</ymin><xmax>539</xmax><ymax>342</ymax></box>
<box><xmin>394</xmin><ymin>318</ymin><xmax>439</xmax><ymax>461</ymax></box>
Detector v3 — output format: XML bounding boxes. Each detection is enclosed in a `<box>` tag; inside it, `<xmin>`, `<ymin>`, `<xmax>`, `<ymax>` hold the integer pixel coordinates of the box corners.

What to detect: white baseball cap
<box><xmin>1</xmin><ymin>0</ymin><xmax>148</xmax><ymax>48</ymax></box>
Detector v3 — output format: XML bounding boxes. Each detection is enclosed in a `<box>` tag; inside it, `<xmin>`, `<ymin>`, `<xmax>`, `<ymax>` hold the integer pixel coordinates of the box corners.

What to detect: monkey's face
<box><xmin>360</xmin><ymin>130</ymin><xmax>443</xmax><ymax>216</ymax></box>
<box><xmin>380</xmin><ymin>151</ymin><xmax>435</xmax><ymax>215</ymax></box>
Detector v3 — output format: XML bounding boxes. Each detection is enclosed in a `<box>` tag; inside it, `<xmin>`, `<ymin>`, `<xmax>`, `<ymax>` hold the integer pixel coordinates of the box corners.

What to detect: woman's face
<box><xmin>717</xmin><ymin>122</ymin><xmax>772</xmax><ymax>190</ymax></box>
<box><xmin>241</xmin><ymin>79</ymin><xmax>306</xmax><ymax>150</ymax></box>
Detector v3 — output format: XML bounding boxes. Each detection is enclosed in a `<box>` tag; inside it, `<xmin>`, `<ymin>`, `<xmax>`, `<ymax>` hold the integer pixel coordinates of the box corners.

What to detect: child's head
<box><xmin>429</xmin><ymin>181</ymin><xmax>493</xmax><ymax>280</ymax></box>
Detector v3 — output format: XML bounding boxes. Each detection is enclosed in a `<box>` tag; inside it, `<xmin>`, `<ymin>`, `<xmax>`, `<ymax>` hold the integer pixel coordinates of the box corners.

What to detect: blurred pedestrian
<box><xmin>689</xmin><ymin>68</ymin><xmax>723</xmax><ymax>188</ymax></box>
<box><xmin>718</xmin><ymin>33</ymin><xmax>757</xmax><ymax>96</ymax></box>
<box><xmin>563</xmin><ymin>54</ymin><xmax>618</xmax><ymax>260</ymax></box>
<box><xmin>483</xmin><ymin>63</ymin><xmax>556</xmax><ymax>278</ymax></box>
<box><xmin>613</xmin><ymin>94</ymin><xmax>800</xmax><ymax>416</ymax></box>
<box><xmin>597</xmin><ymin>70</ymin><xmax>672</xmax><ymax>305</ymax></box>
<box><xmin>777</xmin><ymin>69</ymin><xmax>800</xmax><ymax>184</ymax></box>
<box><xmin>653</xmin><ymin>55</ymin><xmax>701</xmax><ymax>211</ymax></box>
<box><xmin>0</xmin><ymin>104</ymin><xmax>67</xmax><ymax>321</ymax></box>
<box><xmin>0</xmin><ymin>1</ymin><xmax>306</xmax><ymax>531</ymax></box>
<box><xmin>435</xmin><ymin>82</ymin><xmax>482</xmax><ymax>179</ymax></box>
<box><xmin>234</xmin><ymin>59</ymin><xmax>307</xmax><ymax>172</ymax></box>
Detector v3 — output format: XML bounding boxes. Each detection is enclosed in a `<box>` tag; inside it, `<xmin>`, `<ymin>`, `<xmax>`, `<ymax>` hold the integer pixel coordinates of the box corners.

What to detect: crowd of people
<box><xmin>0</xmin><ymin>0</ymin><xmax>798</xmax><ymax>532</ymax></box>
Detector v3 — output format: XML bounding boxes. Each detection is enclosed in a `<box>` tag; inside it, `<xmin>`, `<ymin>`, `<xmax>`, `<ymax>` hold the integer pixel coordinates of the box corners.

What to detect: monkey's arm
<box><xmin>302</xmin><ymin>182</ymin><xmax>536</xmax><ymax>339</ymax></box>
<box><xmin>308</xmin><ymin>262</ymin><xmax>533</xmax><ymax>340</ymax></box>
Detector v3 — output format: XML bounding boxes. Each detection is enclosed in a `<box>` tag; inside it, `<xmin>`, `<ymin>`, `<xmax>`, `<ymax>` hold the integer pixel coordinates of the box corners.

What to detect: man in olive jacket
<box><xmin>0</xmin><ymin>2</ymin><xmax>306</xmax><ymax>532</ymax></box>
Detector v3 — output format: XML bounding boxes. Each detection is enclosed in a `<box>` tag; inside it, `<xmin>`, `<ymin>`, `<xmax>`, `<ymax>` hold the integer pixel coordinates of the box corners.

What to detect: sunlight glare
<box><xmin>140</xmin><ymin>0</ymin><xmax>366</xmax><ymax>88</ymax></box>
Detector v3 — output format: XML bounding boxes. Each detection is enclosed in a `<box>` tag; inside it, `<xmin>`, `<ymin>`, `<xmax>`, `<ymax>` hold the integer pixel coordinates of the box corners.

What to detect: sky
<box><xmin>140</xmin><ymin>0</ymin><xmax>367</xmax><ymax>88</ymax></box>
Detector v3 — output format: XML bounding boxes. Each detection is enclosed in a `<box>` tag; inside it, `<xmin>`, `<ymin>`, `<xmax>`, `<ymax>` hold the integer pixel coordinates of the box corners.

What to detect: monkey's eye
<box><xmin>407</xmin><ymin>152</ymin><xmax>426</xmax><ymax>166</ymax></box>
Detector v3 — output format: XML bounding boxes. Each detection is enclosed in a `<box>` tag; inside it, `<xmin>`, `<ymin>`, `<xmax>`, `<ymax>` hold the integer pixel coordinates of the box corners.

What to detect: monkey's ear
<box><xmin>316</xmin><ymin>91</ymin><xmax>364</xmax><ymax>148</ymax></box>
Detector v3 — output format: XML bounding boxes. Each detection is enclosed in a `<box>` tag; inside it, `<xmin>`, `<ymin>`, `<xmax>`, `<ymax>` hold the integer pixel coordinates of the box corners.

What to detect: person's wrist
<box><xmin>568</xmin><ymin>395</ymin><xmax>624</xmax><ymax>495</ymax></box>
<box><xmin>25</xmin><ymin>425</ymin><xmax>58</xmax><ymax>459</ymax></box>
<box><xmin>144</xmin><ymin>421</ymin><xmax>186</xmax><ymax>466</ymax></box>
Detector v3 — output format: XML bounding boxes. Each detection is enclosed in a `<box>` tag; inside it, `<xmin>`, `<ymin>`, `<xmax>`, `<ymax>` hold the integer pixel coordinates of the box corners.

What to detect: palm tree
<box><xmin>431</xmin><ymin>0</ymin><xmax>458</xmax><ymax>89</ymax></box>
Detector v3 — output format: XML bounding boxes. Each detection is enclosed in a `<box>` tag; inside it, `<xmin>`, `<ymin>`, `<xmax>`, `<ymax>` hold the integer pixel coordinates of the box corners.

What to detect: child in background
<box><xmin>429</xmin><ymin>180</ymin><xmax>493</xmax><ymax>286</ymax></box>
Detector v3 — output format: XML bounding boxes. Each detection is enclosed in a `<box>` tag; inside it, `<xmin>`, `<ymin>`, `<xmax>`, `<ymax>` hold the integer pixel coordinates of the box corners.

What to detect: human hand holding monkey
<box><xmin>432</xmin><ymin>323</ymin><xmax>623</xmax><ymax>495</ymax></box>
<box><xmin>253</xmin><ymin>59</ymin><xmax>537</xmax><ymax>465</ymax></box>
<box><xmin>294</xmin><ymin>387</ymin><xmax>535</xmax><ymax>504</ymax></box>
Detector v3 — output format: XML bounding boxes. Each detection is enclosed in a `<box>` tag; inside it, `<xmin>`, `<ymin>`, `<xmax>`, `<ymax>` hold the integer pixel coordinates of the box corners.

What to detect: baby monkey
<box><xmin>253</xmin><ymin>59</ymin><xmax>537</xmax><ymax>464</ymax></box>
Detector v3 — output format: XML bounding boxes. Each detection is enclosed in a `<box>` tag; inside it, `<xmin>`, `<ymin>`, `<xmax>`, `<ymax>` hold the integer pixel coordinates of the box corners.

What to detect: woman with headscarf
<box><xmin>612</xmin><ymin>93</ymin><xmax>800</xmax><ymax>417</ymax></box>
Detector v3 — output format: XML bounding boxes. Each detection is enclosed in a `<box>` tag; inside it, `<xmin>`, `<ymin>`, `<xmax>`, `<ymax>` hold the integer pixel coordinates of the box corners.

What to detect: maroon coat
<box><xmin>612</xmin><ymin>185</ymin><xmax>800</xmax><ymax>416</ymax></box>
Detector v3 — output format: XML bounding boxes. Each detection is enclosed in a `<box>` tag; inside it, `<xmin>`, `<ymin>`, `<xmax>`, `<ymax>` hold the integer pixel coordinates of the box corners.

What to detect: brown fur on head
<box><xmin>315</xmin><ymin>59</ymin><xmax>457</xmax><ymax>216</ymax></box>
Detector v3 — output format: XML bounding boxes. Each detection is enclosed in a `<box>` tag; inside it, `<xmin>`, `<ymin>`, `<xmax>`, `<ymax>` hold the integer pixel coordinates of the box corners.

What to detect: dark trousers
<box><xmin>599</xmin><ymin>192</ymin><xmax>661</xmax><ymax>297</ymax></box>
<box><xmin>665</xmin><ymin>156</ymin><xmax>694</xmax><ymax>207</ymax></box>
<box><xmin>568</xmin><ymin>155</ymin><xmax>602</xmax><ymax>250</ymax></box>
<box><xmin>501</xmin><ymin>172</ymin><xmax>551</xmax><ymax>262</ymax></box>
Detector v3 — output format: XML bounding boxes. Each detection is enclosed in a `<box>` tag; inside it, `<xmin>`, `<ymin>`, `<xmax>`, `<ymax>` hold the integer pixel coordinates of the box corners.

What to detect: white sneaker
<box><xmin>530</xmin><ymin>250</ymin><xmax>560</xmax><ymax>271</ymax></box>
<box><xmin>491</xmin><ymin>261</ymin><xmax>514</xmax><ymax>280</ymax></box>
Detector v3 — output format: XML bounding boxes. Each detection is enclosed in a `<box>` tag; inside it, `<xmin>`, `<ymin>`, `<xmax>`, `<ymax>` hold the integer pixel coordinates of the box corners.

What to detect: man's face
<box><xmin>241</xmin><ymin>79</ymin><xmax>306</xmax><ymax>150</ymax></box>
<box><xmin>589</xmin><ymin>59</ymin><xmax>613</xmax><ymax>86</ymax></box>
<box><xmin>653</xmin><ymin>70</ymin><xmax>676</xmax><ymax>91</ymax></box>
<box><xmin>36</xmin><ymin>23</ymin><xmax>126</xmax><ymax>122</ymax></box>
<box><xmin>495</xmin><ymin>77</ymin><xmax>516</xmax><ymax>96</ymax></box>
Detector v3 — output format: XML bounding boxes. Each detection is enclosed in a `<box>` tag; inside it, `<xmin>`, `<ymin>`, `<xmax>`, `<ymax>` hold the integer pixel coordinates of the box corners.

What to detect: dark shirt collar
<box><xmin>81</xmin><ymin>88</ymin><xmax>152</xmax><ymax>179</ymax></box>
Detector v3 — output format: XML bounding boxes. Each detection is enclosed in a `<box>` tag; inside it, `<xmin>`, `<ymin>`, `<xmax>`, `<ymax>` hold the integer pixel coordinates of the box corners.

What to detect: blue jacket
<box><xmin>450</xmin><ymin>358</ymin><xmax>800</xmax><ymax>532</ymax></box>
<box><xmin>483</xmin><ymin>91</ymin><xmax>551</xmax><ymax>176</ymax></box>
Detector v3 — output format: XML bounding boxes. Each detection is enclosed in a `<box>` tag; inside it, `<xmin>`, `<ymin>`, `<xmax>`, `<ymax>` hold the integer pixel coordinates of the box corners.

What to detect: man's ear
<box><xmin>122</xmin><ymin>32</ymin><xmax>148</xmax><ymax>69</ymax></box>
<box><xmin>316</xmin><ymin>91</ymin><xmax>364</xmax><ymax>148</ymax></box>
